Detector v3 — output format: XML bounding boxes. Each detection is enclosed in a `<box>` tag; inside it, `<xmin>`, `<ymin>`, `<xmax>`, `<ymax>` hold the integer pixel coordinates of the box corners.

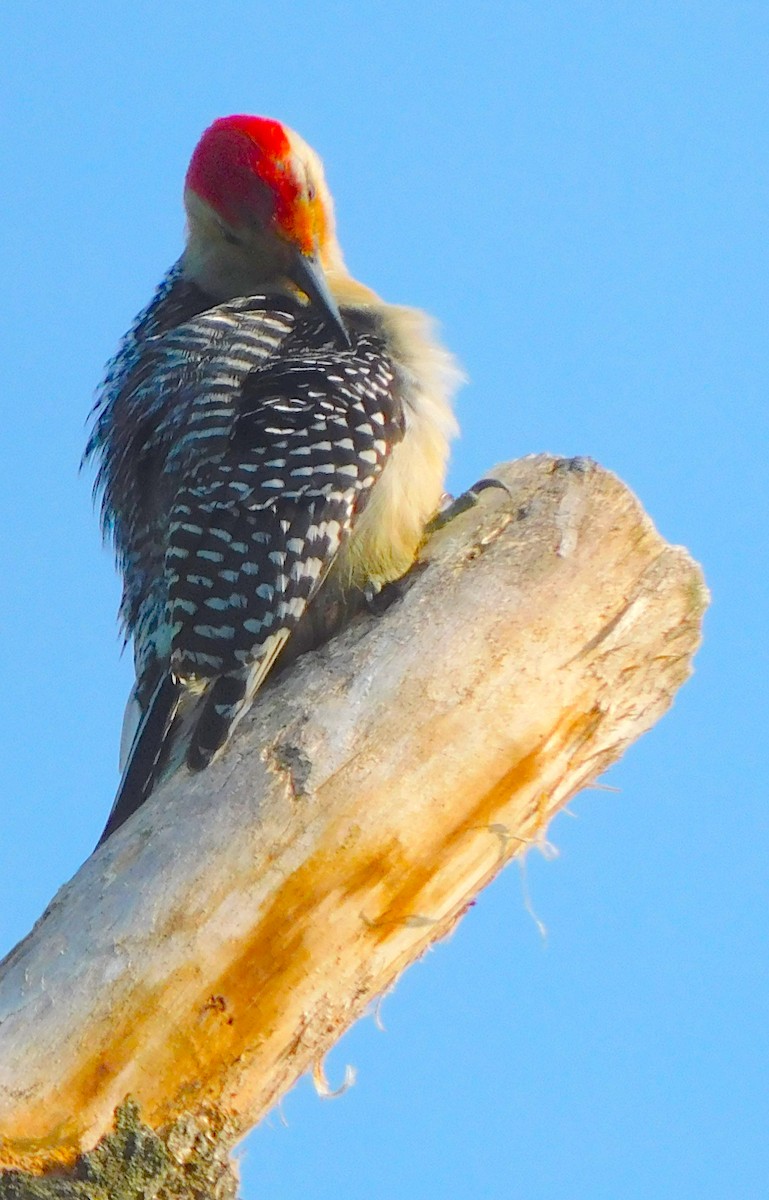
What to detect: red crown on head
<box><xmin>185</xmin><ymin>115</ymin><xmax>318</xmax><ymax>252</ymax></box>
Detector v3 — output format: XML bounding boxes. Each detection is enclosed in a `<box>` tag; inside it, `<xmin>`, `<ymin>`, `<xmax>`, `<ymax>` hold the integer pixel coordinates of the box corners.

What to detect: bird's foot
<box><xmin>427</xmin><ymin>477</ymin><xmax>514</xmax><ymax>533</ymax></box>
<box><xmin>364</xmin><ymin>569</ymin><xmax>420</xmax><ymax>617</ymax></box>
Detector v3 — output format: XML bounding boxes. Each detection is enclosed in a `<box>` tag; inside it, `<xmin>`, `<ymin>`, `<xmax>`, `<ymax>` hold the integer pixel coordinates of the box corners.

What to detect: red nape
<box><xmin>185</xmin><ymin>114</ymin><xmax>298</xmax><ymax>231</ymax></box>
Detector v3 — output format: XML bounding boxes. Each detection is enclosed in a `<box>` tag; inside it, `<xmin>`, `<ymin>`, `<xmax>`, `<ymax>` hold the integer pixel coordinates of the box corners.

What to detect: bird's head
<box><xmin>183</xmin><ymin>114</ymin><xmax>349</xmax><ymax>341</ymax></box>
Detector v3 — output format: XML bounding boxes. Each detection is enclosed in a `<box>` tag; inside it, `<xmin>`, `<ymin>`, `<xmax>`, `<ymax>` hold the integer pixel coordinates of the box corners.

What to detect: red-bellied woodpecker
<box><xmin>86</xmin><ymin>115</ymin><xmax>461</xmax><ymax>846</ymax></box>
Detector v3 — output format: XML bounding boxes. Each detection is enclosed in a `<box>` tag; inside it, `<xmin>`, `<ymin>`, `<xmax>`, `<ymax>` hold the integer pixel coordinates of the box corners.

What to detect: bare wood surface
<box><xmin>0</xmin><ymin>455</ymin><xmax>708</xmax><ymax>1175</ymax></box>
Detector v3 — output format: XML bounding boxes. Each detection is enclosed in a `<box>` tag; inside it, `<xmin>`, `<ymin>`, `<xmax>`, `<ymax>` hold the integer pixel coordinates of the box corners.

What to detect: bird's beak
<box><xmin>289</xmin><ymin>249</ymin><xmax>350</xmax><ymax>347</ymax></box>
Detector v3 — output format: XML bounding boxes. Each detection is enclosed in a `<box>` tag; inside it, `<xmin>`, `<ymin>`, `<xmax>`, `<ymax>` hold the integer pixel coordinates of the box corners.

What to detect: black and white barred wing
<box><xmin>86</xmin><ymin>294</ymin><xmax>297</xmax><ymax>653</ymax></box>
<box><xmin>167</xmin><ymin>339</ymin><xmax>405</xmax><ymax>767</ymax></box>
<box><xmin>96</xmin><ymin>300</ymin><xmax>303</xmax><ymax>844</ymax></box>
<box><xmin>98</xmin><ymin>303</ymin><xmax>404</xmax><ymax>844</ymax></box>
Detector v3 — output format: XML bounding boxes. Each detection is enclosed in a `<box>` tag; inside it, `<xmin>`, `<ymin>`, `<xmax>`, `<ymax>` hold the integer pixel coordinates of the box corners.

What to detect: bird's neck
<box><xmin>182</xmin><ymin>236</ymin><xmax>285</xmax><ymax>303</ymax></box>
<box><xmin>182</xmin><ymin>197</ymin><xmax>360</xmax><ymax>306</ymax></box>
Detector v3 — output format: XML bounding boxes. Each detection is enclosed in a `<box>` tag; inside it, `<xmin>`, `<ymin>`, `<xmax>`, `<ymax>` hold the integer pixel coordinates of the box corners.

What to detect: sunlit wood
<box><xmin>0</xmin><ymin>456</ymin><xmax>707</xmax><ymax>1178</ymax></box>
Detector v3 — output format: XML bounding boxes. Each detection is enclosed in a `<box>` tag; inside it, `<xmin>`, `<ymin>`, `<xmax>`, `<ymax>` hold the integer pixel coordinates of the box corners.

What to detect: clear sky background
<box><xmin>0</xmin><ymin>3</ymin><xmax>766</xmax><ymax>1198</ymax></box>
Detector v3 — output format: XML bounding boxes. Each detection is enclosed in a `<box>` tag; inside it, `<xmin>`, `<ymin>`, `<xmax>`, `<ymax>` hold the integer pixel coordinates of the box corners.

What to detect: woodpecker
<box><xmin>86</xmin><ymin>115</ymin><xmax>460</xmax><ymax>846</ymax></box>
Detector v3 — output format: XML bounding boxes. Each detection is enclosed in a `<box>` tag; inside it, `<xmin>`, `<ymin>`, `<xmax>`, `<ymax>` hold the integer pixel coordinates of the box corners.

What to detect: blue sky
<box><xmin>1</xmin><ymin>3</ymin><xmax>767</xmax><ymax>1197</ymax></box>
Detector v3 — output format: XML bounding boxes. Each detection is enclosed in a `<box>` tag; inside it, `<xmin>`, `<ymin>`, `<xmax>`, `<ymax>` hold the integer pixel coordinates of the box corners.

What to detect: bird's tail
<box><xmin>96</xmin><ymin>631</ymin><xmax>291</xmax><ymax>847</ymax></box>
<box><xmin>186</xmin><ymin>630</ymin><xmax>290</xmax><ymax>769</ymax></box>
<box><xmin>96</xmin><ymin>674</ymin><xmax>182</xmax><ymax>847</ymax></box>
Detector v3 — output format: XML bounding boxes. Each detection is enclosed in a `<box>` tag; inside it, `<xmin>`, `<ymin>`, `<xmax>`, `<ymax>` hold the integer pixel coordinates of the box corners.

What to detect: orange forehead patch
<box><xmin>185</xmin><ymin>114</ymin><xmax>321</xmax><ymax>254</ymax></box>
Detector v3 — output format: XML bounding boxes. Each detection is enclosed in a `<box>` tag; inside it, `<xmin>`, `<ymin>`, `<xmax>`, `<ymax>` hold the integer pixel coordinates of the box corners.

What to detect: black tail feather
<box><xmin>96</xmin><ymin>675</ymin><xmax>182</xmax><ymax>848</ymax></box>
<box><xmin>186</xmin><ymin>672</ymin><xmax>248</xmax><ymax>771</ymax></box>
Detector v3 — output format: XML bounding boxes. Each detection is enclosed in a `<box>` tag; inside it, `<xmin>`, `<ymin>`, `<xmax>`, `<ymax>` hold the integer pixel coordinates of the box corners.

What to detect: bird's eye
<box><xmin>220</xmin><ymin>227</ymin><xmax>242</xmax><ymax>246</ymax></box>
<box><xmin>307</xmin><ymin>183</ymin><xmax>316</xmax><ymax>202</ymax></box>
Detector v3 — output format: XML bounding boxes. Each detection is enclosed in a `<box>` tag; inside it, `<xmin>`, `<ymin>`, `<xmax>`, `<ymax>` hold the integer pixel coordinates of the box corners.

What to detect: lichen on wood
<box><xmin>0</xmin><ymin>1101</ymin><xmax>239</xmax><ymax>1199</ymax></box>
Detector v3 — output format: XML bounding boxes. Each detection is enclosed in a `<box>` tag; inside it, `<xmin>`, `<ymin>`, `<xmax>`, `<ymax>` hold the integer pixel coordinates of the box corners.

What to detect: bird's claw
<box><xmin>428</xmin><ymin>477</ymin><xmax>513</xmax><ymax>532</ymax></box>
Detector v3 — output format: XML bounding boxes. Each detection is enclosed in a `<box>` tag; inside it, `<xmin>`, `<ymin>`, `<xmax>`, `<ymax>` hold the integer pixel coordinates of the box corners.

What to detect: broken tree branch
<box><xmin>0</xmin><ymin>456</ymin><xmax>708</xmax><ymax>1185</ymax></box>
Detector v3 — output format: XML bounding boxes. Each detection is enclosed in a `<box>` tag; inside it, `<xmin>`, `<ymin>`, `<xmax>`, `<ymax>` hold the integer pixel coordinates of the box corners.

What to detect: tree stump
<box><xmin>0</xmin><ymin>456</ymin><xmax>708</xmax><ymax>1195</ymax></box>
